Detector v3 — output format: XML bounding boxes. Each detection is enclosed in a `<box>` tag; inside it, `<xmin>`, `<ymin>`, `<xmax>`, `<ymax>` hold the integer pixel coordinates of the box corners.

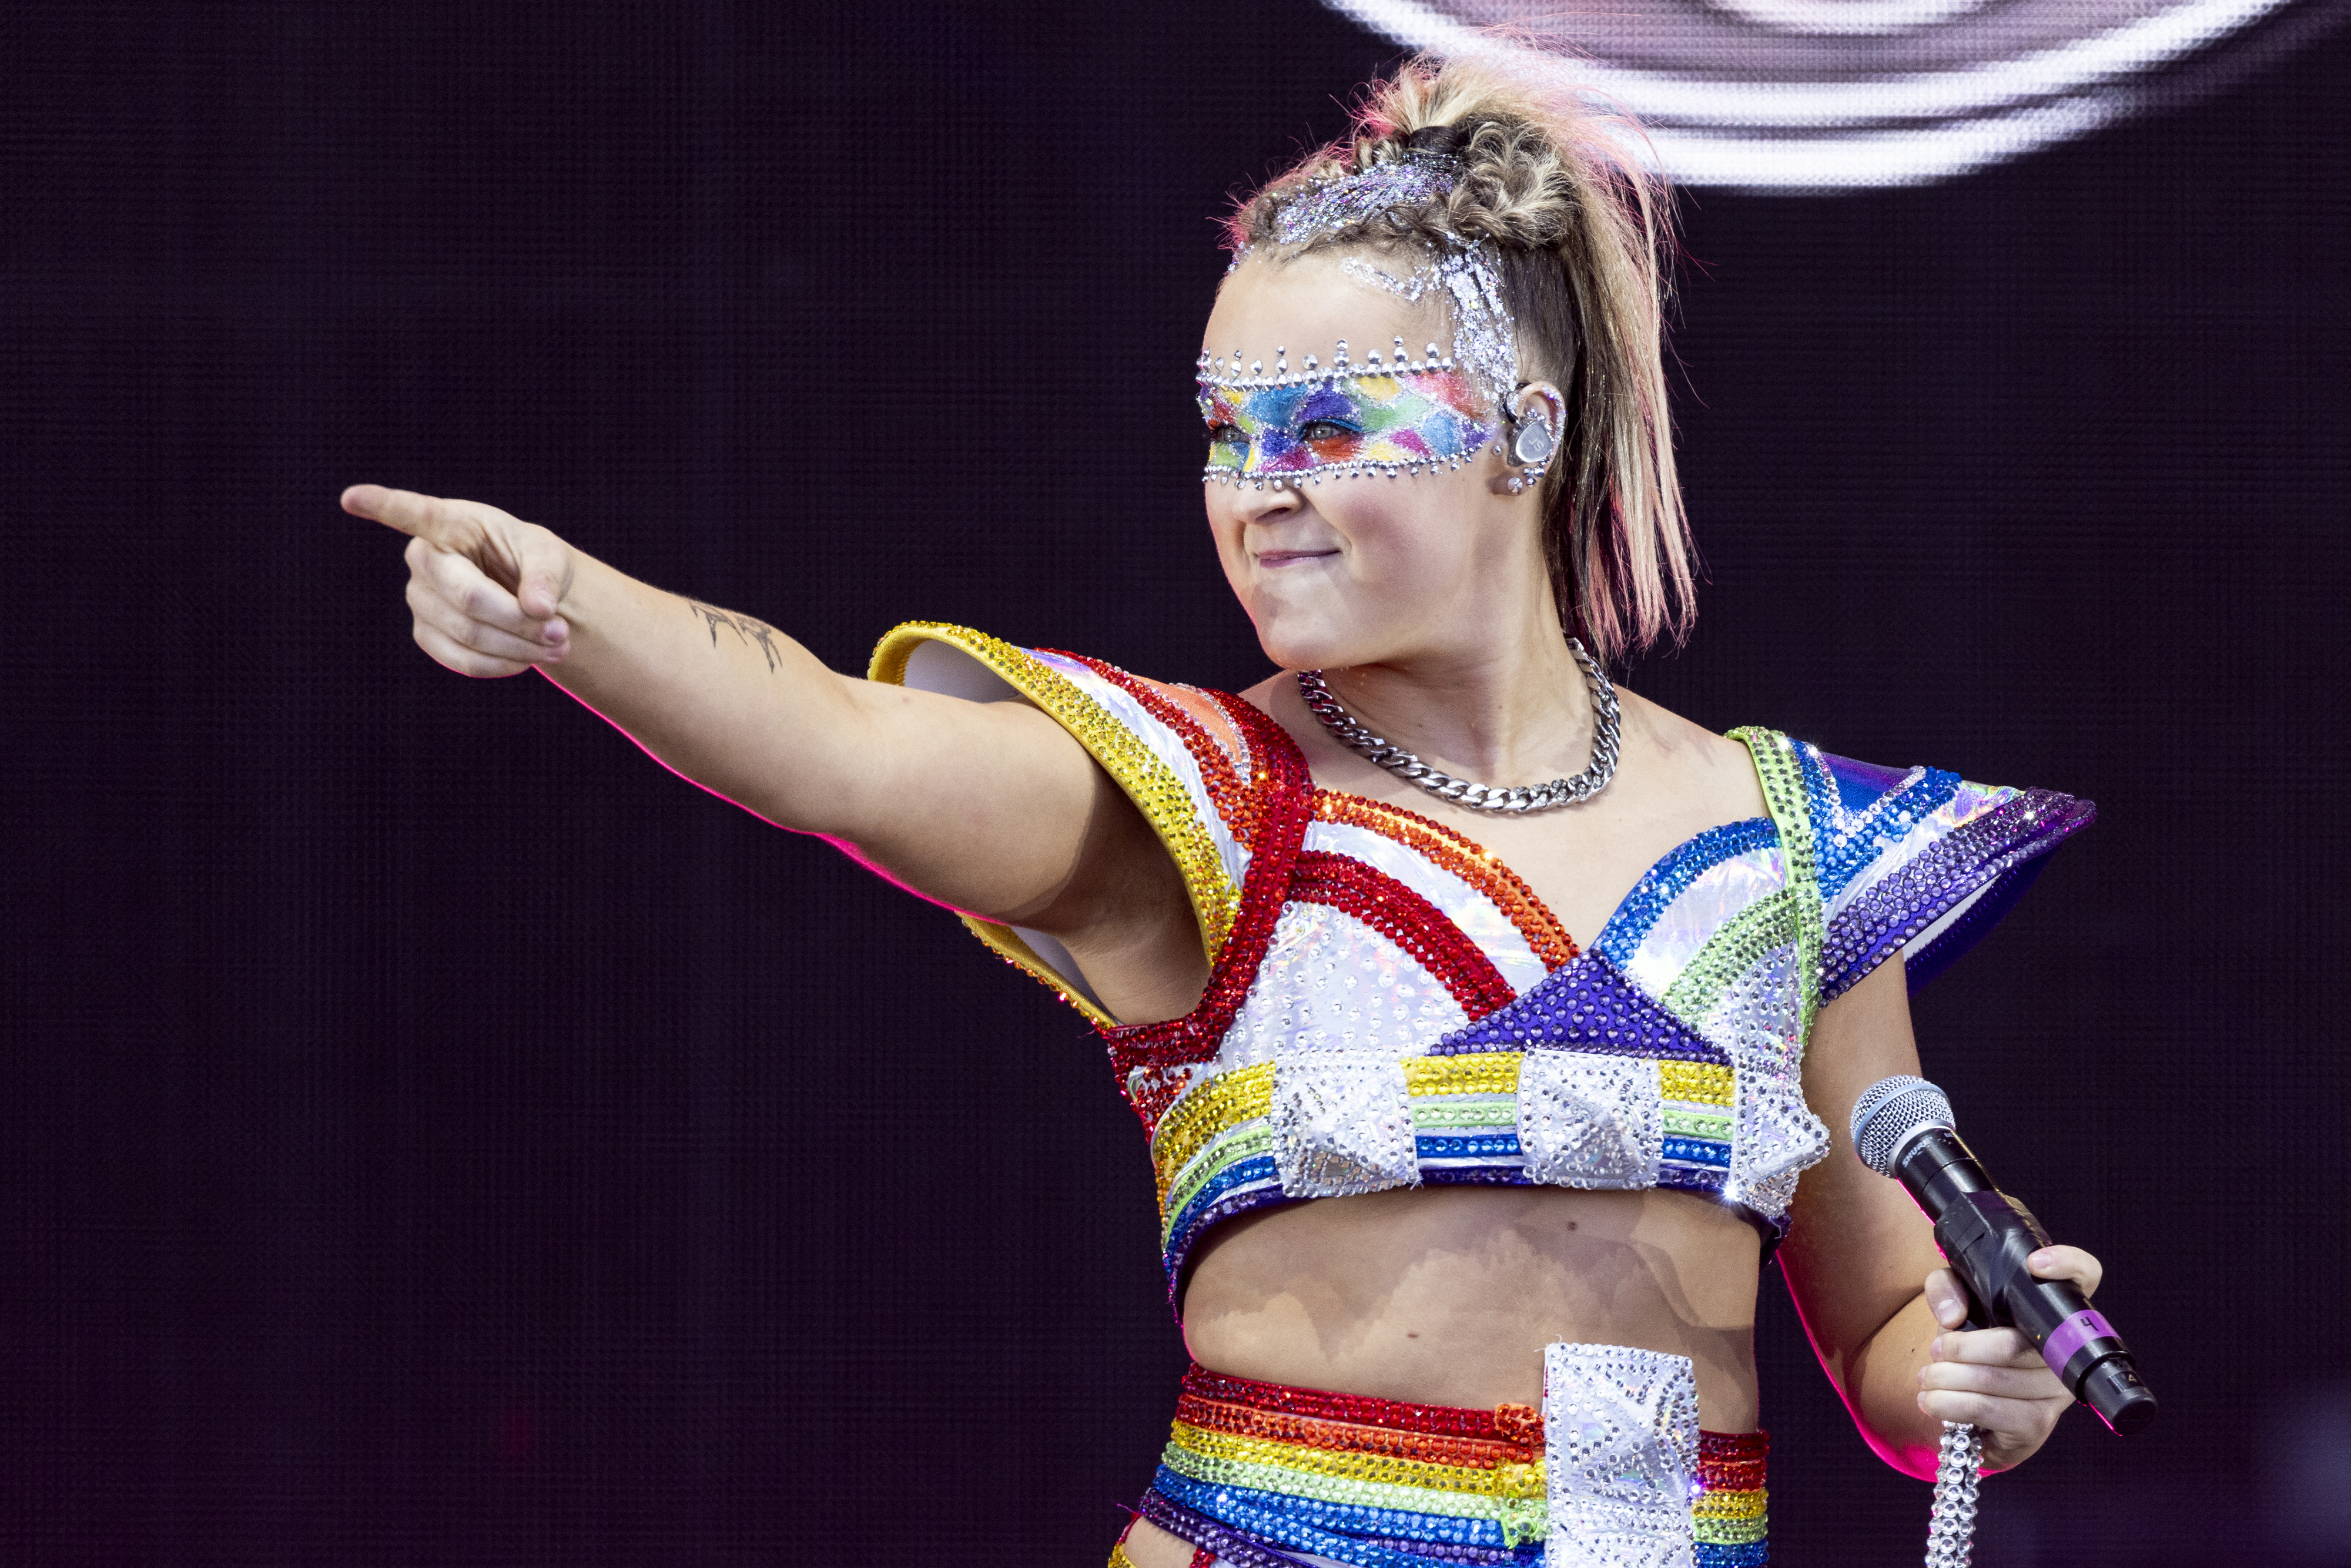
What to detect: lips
<box><xmin>1257</xmin><ymin>549</ymin><xmax>1341</xmax><ymax>567</ymax></box>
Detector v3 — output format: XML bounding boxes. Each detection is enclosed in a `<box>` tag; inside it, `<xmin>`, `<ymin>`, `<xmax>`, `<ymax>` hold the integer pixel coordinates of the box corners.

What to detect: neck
<box><xmin>1315</xmin><ymin>605</ymin><xmax>1601</xmax><ymax>788</ymax></box>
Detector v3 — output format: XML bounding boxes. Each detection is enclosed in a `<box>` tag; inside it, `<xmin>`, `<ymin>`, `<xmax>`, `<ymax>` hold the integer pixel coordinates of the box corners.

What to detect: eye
<box><xmin>1300</xmin><ymin>419</ymin><xmax>1360</xmax><ymax>445</ymax></box>
<box><xmin>1207</xmin><ymin>423</ymin><xmax>1250</xmax><ymax>450</ymax></box>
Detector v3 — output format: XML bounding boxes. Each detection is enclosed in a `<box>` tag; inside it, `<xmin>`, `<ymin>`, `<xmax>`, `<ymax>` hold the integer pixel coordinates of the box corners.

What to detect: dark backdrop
<box><xmin>5</xmin><ymin>3</ymin><xmax>2347</xmax><ymax>1563</ymax></box>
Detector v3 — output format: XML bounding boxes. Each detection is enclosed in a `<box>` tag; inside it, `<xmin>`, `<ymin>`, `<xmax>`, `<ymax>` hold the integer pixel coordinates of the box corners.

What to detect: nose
<box><xmin>1229</xmin><ymin>472</ymin><xmax>1304</xmax><ymax>522</ymax></box>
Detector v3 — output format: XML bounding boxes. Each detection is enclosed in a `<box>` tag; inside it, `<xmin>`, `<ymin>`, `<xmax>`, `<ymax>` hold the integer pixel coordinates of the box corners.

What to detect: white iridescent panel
<box><xmin>1619</xmin><ymin>847</ymin><xmax>1786</xmax><ymax>1000</ymax></box>
<box><xmin>1542</xmin><ymin>1343</ymin><xmax>1699</xmax><ymax>1568</ymax></box>
<box><xmin>1304</xmin><ymin>820</ymin><xmax>1548</xmax><ymax>995</ymax></box>
<box><xmin>1219</xmin><ymin>903</ymin><xmax>1469</xmax><ymax>1068</ymax></box>
<box><xmin>1030</xmin><ymin>650</ymin><xmax>1249</xmax><ymax>895</ymax></box>
<box><xmin>1821</xmin><ymin>779</ymin><xmax>2019</xmax><ymax>926</ymax></box>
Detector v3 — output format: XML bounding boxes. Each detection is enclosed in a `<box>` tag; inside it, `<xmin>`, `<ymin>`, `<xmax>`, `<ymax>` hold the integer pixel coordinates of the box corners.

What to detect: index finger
<box><xmin>2027</xmin><ymin>1243</ymin><xmax>2103</xmax><ymax>1298</ymax></box>
<box><xmin>341</xmin><ymin>484</ymin><xmax>477</xmax><ymax>551</ymax></box>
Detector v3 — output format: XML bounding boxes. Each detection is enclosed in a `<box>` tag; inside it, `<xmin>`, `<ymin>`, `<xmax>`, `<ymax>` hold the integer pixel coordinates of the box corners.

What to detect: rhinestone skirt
<box><xmin>1123</xmin><ymin>1362</ymin><xmax>1767</xmax><ymax>1568</ymax></box>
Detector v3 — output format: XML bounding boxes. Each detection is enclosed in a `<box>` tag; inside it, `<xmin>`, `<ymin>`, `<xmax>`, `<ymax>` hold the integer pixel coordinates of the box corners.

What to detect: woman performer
<box><xmin>344</xmin><ymin>56</ymin><xmax>2106</xmax><ymax>1568</ymax></box>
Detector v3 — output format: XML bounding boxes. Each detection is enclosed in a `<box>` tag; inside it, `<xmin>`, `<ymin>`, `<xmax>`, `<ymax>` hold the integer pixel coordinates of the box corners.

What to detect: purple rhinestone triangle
<box><xmin>1430</xmin><ymin>952</ymin><xmax>1727</xmax><ymax>1063</ymax></box>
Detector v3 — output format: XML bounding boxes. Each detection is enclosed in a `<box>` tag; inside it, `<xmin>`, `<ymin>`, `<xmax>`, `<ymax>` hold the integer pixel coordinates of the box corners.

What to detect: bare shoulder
<box><xmin>1615</xmin><ymin>686</ymin><xmax>1769</xmax><ymax>822</ymax></box>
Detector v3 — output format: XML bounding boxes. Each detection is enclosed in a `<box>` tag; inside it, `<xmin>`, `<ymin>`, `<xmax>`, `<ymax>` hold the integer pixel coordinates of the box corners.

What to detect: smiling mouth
<box><xmin>1257</xmin><ymin>548</ymin><xmax>1341</xmax><ymax>567</ymax></box>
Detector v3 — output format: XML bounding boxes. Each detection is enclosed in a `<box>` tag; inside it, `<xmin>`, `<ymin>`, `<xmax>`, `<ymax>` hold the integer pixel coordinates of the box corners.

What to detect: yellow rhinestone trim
<box><xmin>870</xmin><ymin>622</ymin><xmax>1244</xmax><ymax>1002</ymax></box>
<box><xmin>1694</xmin><ymin>1487</ymin><xmax>1770</xmax><ymax>1544</ymax></box>
<box><xmin>1167</xmin><ymin>1420</ymin><xmax>1548</xmax><ymax>1507</ymax></box>
<box><xmin>1658</xmin><ymin>1060</ymin><xmax>1734</xmax><ymax>1107</ymax></box>
<box><xmin>1694</xmin><ymin>1487</ymin><xmax>1769</xmax><ymax>1522</ymax></box>
<box><xmin>1150</xmin><ymin>1063</ymin><xmax>1275</xmax><ymax>1202</ymax></box>
<box><xmin>952</xmin><ymin>921</ymin><xmax>1118</xmax><ymax>1030</ymax></box>
<box><xmin>1404</xmin><ymin>1053</ymin><xmax>1522</xmax><ymax>1098</ymax></box>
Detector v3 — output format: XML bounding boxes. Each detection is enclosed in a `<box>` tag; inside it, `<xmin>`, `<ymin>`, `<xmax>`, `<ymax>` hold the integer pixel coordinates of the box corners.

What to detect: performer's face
<box><xmin>1200</xmin><ymin>250</ymin><xmax>1549</xmax><ymax>675</ymax></box>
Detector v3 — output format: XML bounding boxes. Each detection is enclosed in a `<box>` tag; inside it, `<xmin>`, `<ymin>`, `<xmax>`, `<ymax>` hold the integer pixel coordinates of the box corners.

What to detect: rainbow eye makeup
<box><xmin>1197</xmin><ymin>337</ymin><xmax>1500</xmax><ymax>487</ymax></box>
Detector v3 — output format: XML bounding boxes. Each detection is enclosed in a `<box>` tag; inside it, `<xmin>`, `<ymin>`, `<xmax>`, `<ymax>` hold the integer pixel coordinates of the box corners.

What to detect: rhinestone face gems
<box><xmin>1198</xmin><ymin>337</ymin><xmax>1500</xmax><ymax>488</ymax></box>
<box><xmin>1208</xmin><ymin>149</ymin><xmax>1533</xmax><ymax>490</ymax></box>
<box><xmin>1257</xmin><ymin>154</ymin><xmax>1524</xmax><ymax>406</ymax></box>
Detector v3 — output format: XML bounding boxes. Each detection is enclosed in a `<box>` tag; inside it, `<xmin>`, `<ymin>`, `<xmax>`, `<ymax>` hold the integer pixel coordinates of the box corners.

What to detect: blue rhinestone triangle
<box><xmin>1431</xmin><ymin>952</ymin><xmax>1727</xmax><ymax>1063</ymax></box>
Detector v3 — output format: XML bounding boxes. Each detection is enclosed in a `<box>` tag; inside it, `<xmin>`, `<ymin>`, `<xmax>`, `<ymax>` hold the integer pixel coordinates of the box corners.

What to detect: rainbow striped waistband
<box><xmin>1129</xmin><ymin>1362</ymin><xmax>1767</xmax><ymax>1568</ymax></box>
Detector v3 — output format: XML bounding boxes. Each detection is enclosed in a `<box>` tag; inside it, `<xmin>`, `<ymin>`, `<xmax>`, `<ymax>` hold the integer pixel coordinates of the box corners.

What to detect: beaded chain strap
<box><xmin>1925</xmin><ymin>1421</ymin><xmax>1982</xmax><ymax>1566</ymax></box>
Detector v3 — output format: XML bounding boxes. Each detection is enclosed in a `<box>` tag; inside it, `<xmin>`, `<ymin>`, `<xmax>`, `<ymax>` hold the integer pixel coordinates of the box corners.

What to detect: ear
<box><xmin>1493</xmin><ymin>381</ymin><xmax>1567</xmax><ymax>496</ymax></box>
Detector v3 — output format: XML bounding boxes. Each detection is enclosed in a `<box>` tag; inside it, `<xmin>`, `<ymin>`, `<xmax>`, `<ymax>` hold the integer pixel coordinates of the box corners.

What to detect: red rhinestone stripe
<box><xmin>1104</xmin><ymin>705</ymin><xmax>1314</xmax><ymax>1132</ymax></box>
<box><xmin>1182</xmin><ymin>1366</ymin><xmax>1770</xmax><ymax>1485</ymax></box>
<box><xmin>1289</xmin><ymin>851</ymin><xmax>1518</xmax><ymax>1022</ymax></box>
<box><xmin>1181</xmin><ymin>1365</ymin><xmax>1526</xmax><ymax>1443</ymax></box>
<box><xmin>1048</xmin><ymin>651</ymin><xmax>1261</xmax><ymax>846</ymax></box>
<box><xmin>1699</xmin><ymin>1429</ymin><xmax>1770</xmax><ymax>1490</ymax></box>
<box><xmin>1312</xmin><ymin>792</ymin><xmax>1579</xmax><ymax>971</ymax></box>
<box><xmin>1174</xmin><ymin>1392</ymin><xmax>1540</xmax><ymax>1470</ymax></box>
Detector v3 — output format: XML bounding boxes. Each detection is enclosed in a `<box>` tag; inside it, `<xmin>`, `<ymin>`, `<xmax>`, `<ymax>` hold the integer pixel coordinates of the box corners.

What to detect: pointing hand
<box><xmin>343</xmin><ymin>484</ymin><xmax>577</xmax><ymax>678</ymax></box>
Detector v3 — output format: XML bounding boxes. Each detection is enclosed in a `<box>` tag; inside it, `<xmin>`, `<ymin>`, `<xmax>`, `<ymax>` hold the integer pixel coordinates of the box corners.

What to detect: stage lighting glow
<box><xmin>1324</xmin><ymin>0</ymin><xmax>2351</xmax><ymax>189</ymax></box>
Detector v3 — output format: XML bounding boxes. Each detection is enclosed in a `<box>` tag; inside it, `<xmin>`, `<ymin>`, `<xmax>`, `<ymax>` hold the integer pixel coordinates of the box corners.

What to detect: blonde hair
<box><xmin>1227</xmin><ymin>55</ymin><xmax>1696</xmax><ymax>665</ymax></box>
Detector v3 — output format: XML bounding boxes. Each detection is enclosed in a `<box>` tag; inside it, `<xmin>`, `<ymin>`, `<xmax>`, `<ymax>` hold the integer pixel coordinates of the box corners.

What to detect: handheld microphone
<box><xmin>1850</xmin><ymin>1075</ymin><xmax>2156</xmax><ymax>1436</ymax></box>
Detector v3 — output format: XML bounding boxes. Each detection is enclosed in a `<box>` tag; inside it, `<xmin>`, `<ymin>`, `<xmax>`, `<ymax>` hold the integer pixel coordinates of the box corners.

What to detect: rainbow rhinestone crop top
<box><xmin>872</xmin><ymin>625</ymin><xmax>2095</xmax><ymax>1306</ymax></box>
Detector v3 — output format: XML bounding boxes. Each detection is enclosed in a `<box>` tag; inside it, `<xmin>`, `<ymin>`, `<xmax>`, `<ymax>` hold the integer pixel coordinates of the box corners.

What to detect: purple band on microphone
<box><xmin>2041</xmin><ymin>1309</ymin><xmax>2115</xmax><ymax>1374</ymax></box>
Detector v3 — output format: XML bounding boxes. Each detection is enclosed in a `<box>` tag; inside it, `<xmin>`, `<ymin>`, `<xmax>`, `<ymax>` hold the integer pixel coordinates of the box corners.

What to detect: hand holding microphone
<box><xmin>1852</xmin><ymin>1075</ymin><xmax>2156</xmax><ymax>1437</ymax></box>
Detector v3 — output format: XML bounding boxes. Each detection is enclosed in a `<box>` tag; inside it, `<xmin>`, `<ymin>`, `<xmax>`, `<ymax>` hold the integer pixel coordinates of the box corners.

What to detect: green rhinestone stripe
<box><xmin>870</xmin><ymin>622</ymin><xmax>1244</xmax><ymax>989</ymax></box>
<box><xmin>1658</xmin><ymin>887</ymin><xmax>1803</xmax><ymax>1025</ymax></box>
<box><xmin>1696</xmin><ymin>1510</ymin><xmax>1770</xmax><ymax>1546</ymax></box>
<box><xmin>1412</xmin><ymin>1099</ymin><xmax>1519</xmax><ymax>1128</ymax></box>
<box><xmin>1729</xmin><ymin>726</ymin><xmax>1825</xmax><ymax>1035</ymax></box>
<box><xmin>1663</xmin><ymin>1108</ymin><xmax>1732</xmax><ymax>1140</ymax></box>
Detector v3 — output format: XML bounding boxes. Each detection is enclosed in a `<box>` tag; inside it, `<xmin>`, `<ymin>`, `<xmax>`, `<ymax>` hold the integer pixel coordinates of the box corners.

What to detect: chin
<box><xmin>1248</xmin><ymin>607</ymin><xmax>1378</xmax><ymax>675</ymax></box>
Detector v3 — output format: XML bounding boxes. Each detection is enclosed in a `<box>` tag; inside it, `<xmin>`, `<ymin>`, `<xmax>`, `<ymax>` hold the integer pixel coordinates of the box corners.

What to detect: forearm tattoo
<box><xmin>684</xmin><ymin>598</ymin><xmax>784</xmax><ymax>673</ymax></box>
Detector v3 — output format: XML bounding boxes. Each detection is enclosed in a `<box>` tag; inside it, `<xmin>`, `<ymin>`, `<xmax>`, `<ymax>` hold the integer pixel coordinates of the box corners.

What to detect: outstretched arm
<box><xmin>342</xmin><ymin>485</ymin><xmax>1205</xmax><ymax>1019</ymax></box>
<box><xmin>1780</xmin><ymin>959</ymin><xmax>2104</xmax><ymax>1479</ymax></box>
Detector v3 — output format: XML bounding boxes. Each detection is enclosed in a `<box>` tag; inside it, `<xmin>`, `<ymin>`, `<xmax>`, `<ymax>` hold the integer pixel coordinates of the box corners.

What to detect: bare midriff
<box><xmin>1180</xmin><ymin>1183</ymin><xmax>1764</xmax><ymax>1421</ymax></box>
<box><xmin>1118</xmin><ymin>1184</ymin><xmax>1763</xmax><ymax>1567</ymax></box>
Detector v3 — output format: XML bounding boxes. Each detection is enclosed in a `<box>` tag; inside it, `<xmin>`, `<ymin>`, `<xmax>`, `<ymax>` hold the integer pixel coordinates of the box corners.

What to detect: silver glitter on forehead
<box><xmin>1338</xmin><ymin>253</ymin><xmax>1438</xmax><ymax>303</ymax></box>
<box><xmin>1240</xmin><ymin>153</ymin><xmax>1524</xmax><ymax>407</ymax></box>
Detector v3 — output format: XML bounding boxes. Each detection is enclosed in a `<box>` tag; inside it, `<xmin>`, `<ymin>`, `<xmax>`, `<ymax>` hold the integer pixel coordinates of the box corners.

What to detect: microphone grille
<box><xmin>1850</xmin><ymin>1075</ymin><xmax>1956</xmax><ymax>1177</ymax></box>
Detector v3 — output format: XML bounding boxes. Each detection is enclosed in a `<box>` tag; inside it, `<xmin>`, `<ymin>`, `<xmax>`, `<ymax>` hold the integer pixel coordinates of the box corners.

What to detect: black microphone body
<box><xmin>1890</xmin><ymin>1124</ymin><xmax>2156</xmax><ymax>1435</ymax></box>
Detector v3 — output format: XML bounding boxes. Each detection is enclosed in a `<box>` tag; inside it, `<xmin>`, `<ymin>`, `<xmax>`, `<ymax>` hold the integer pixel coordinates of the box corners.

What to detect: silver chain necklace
<box><xmin>1293</xmin><ymin>636</ymin><xmax>1622</xmax><ymax>815</ymax></box>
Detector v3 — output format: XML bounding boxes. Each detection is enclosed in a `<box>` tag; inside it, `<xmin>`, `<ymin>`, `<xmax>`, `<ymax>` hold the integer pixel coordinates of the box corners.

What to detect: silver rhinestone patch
<box><xmin>1270</xmin><ymin>1055</ymin><xmax>1422</xmax><ymax>1197</ymax></box>
<box><xmin>1517</xmin><ymin>1051</ymin><xmax>1663</xmax><ymax>1189</ymax></box>
<box><xmin>1542</xmin><ymin>1343</ymin><xmax>1700</xmax><ymax>1568</ymax></box>
<box><xmin>1725</xmin><ymin>1068</ymin><xmax>1830</xmax><ymax>1218</ymax></box>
